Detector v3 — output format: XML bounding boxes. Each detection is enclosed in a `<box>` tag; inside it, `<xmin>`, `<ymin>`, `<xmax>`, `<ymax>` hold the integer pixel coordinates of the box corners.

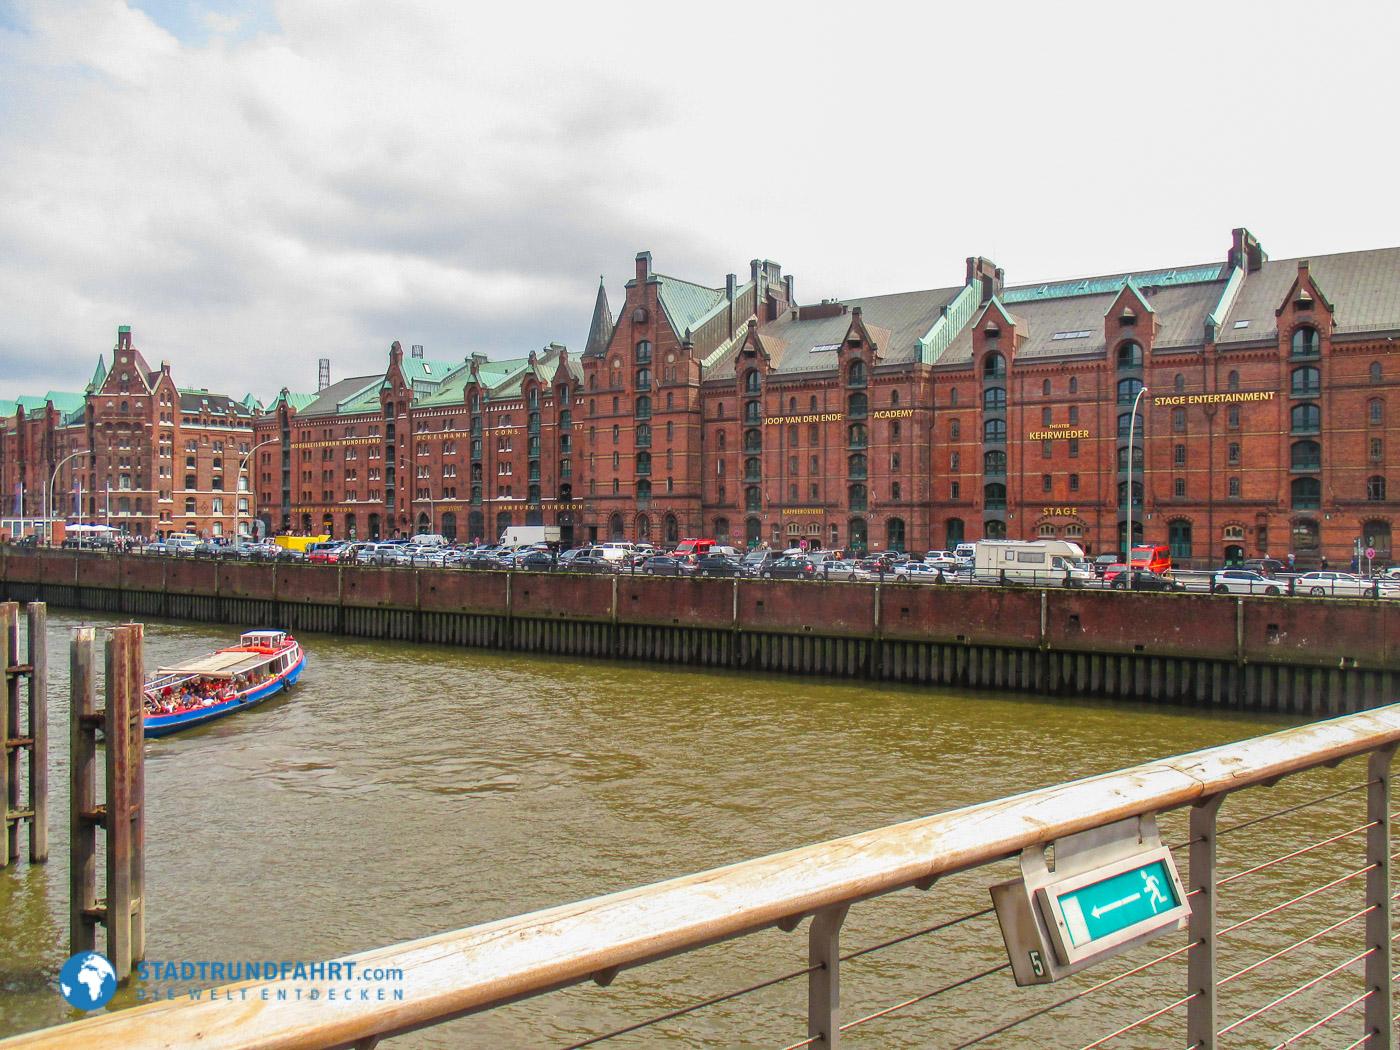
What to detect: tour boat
<box><xmin>142</xmin><ymin>630</ymin><xmax>305</xmax><ymax>738</ymax></box>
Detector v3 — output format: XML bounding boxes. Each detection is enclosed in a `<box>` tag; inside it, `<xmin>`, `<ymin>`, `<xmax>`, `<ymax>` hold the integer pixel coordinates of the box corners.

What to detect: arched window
<box><xmin>1371</xmin><ymin>361</ymin><xmax>1383</xmax><ymax>385</ymax></box>
<box><xmin>744</xmin><ymin>429</ymin><xmax>761</xmax><ymax>453</ymax></box>
<box><xmin>984</xmin><ymin>482</ymin><xmax>1007</xmax><ymax>509</ymax></box>
<box><xmin>1291</xmin><ymin>367</ymin><xmax>1321</xmax><ymax>396</ymax></box>
<box><xmin>1117</xmin><ymin>445</ymin><xmax>1144</xmax><ymax>470</ymax></box>
<box><xmin>1291</xmin><ymin>403</ymin><xmax>1321</xmax><ymax>433</ymax></box>
<box><xmin>848</xmin><ymin>484</ymin><xmax>868</xmax><ymax>511</ymax></box>
<box><xmin>1290</xmin><ymin>441</ymin><xmax>1321</xmax><ymax>471</ymax></box>
<box><xmin>744</xmin><ymin>400</ymin><xmax>761</xmax><ymax>424</ymax></box>
<box><xmin>635</xmin><ymin>340</ymin><xmax>651</xmax><ymax>363</ymax></box>
<box><xmin>983</xmin><ymin>387</ymin><xmax>1006</xmax><ymax>410</ymax></box>
<box><xmin>983</xmin><ymin>419</ymin><xmax>1007</xmax><ymax>442</ymax></box>
<box><xmin>984</xmin><ymin>450</ymin><xmax>1006</xmax><ymax>475</ymax></box>
<box><xmin>612</xmin><ymin>424</ymin><xmax>619</xmax><ymax>443</ymax></box>
<box><xmin>1368</xmin><ymin>476</ymin><xmax>1387</xmax><ymax>501</ymax></box>
<box><xmin>1117</xmin><ymin>342</ymin><xmax>1143</xmax><ymax>369</ymax></box>
<box><xmin>983</xmin><ymin>352</ymin><xmax>1006</xmax><ymax>379</ymax></box>
<box><xmin>1291</xmin><ymin>477</ymin><xmax>1321</xmax><ymax>509</ymax></box>
<box><xmin>886</xmin><ymin>517</ymin><xmax>906</xmax><ymax>552</ymax></box>
<box><xmin>635</xmin><ymin>396</ymin><xmax>651</xmax><ymax>419</ymax></box>
<box><xmin>890</xmin><ymin>390</ymin><xmax>900</xmax><ymax>407</ymax></box>
<box><xmin>636</xmin><ymin>423</ymin><xmax>651</xmax><ymax>447</ymax></box>
<box><xmin>716</xmin><ymin>430</ymin><xmax>726</xmax><ymax>451</ymax></box>
<box><xmin>1174</xmin><ymin>374</ymin><xmax>1185</xmax><ymax>394</ymax></box>
<box><xmin>528</xmin><ymin>388</ymin><xmax>539</xmax><ymax>409</ymax></box>
<box><xmin>744</xmin><ymin>370</ymin><xmax>761</xmax><ymax>394</ymax></box>
<box><xmin>788</xmin><ymin>397</ymin><xmax>797</xmax><ymax>413</ymax></box>
<box><xmin>635</xmin><ymin>368</ymin><xmax>651</xmax><ymax>391</ymax></box>
<box><xmin>635</xmin><ymin>452</ymin><xmax>651</xmax><ymax>476</ymax></box>
<box><xmin>744</xmin><ymin>457</ymin><xmax>761</xmax><ymax>481</ymax></box>
<box><xmin>745</xmin><ymin>487</ymin><xmax>762</xmax><ymax>512</ymax></box>
<box><xmin>848</xmin><ymin>360</ymin><xmax>866</xmax><ymax>386</ymax></box>
<box><xmin>847</xmin><ymin>392</ymin><xmax>868</xmax><ymax>419</ymax></box>
<box><xmin>1371</xmin><ymin>400</ymin><xmax>1385</xmax><ymax>426</ymax></box>
<box><xmin>636</xmin><ymin>480</ymin><xmax>651</xmax><ymax>501</ymax></box>
<box><xmin>1117</xmin><ymin>377</ymin><xmax>1143</xmax><ymax>404</ymax></box>
<box><xmin>1042</xmin><ymin>379</ymin><xmax>1051</xmax><ymax>396</ymax></box>
<box><xmin>985</xmin><ymin>519</ymin><xmax>1006</xmax><ymax>540</ymax></box>
<box><xmin>664</xmin><ymin>513</ymin><xmax>678</xmax><ymax>545</ymax></box>
<box><xmin>847</xmin><ymin>454</ymin><xmax>867</xmax><ymax>478</ymax></box>
<box><xmin>848</xmin><ymin>423</ymin><xmax>867</xmax><ymax>447</ymax></box>
<box><xmin>1291</xmin><ymin>326</ymin><xmax>1320</xmax><ymax>358</ymax></box>
<box><xmin>1117</xmin><ymin>480</ymin><xmax>1144</xmax><ymax>509</ymax></box>
<box><xmin>1228</xmin><ymin>371</ymin><xmax>1240</xmax><ymax>391</ymax></box>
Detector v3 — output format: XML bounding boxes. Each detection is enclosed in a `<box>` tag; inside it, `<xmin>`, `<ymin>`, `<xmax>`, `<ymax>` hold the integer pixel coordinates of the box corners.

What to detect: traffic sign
<box><xmin>1366</xmin><ymin>547</ymin><xmax>1376</xmax><ymax>560</ymax></box>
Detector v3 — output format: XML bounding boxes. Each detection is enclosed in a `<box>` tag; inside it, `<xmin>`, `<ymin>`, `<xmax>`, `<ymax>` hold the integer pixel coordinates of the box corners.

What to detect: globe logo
<box><xmin>59</xmin><ymin>951</ymin><xmax>117</xmax><ymax>1010</ymax></box>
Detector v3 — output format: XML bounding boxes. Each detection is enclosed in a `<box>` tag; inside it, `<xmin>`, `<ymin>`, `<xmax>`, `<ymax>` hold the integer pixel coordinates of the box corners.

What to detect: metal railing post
<box><xmin>808</xmin><ymin>904</ymin><xmax>849</xmax><ymax>1050</ymax></box>
<box><xmin>1366</xmin><ymin>747</ymin><xmax>1394</xmax><ymax>1050</ymax></box>
<box><xmin>1187</xmin><ymin>793</ymin><xmax>1223</xmax><ymax>1050</ymax></box>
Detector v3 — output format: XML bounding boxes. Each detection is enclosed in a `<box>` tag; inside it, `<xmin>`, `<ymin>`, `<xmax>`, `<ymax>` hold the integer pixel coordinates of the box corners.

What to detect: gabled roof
<box><xmin>291</xmin><ymin>376</ymin><xmax>382</xmax><ymax>418</ymax></box>
<box><xmin>86</xmin><ymin>356</ymin><xmax>107</xmax><ymax>394</ymax></box>
<box><xmin>1217</xmin><ymin>247</ymin><xmax>1400</xmax><ymax>344</ymax></box>
<box><xmin>176</xmin><ymin>391</ymin><xmax>255</xmax><ymax>419</ymax></box>
<box><xmin>655</xmin><ymin>274</ymin><xmax>728</xmax><ymax>340</ymax></box>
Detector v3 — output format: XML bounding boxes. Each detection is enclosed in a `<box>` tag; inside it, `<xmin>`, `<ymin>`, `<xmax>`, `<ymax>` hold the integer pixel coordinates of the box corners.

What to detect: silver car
<box><xmin>1211</xmin><ymin>570</ymin><xmax>1283</xmax><ymax>597</ymax></box>
<box><xmin>1295</xmin><ymin>572</ymin><xmax>1400</xmax><ymax>598</ymax></box>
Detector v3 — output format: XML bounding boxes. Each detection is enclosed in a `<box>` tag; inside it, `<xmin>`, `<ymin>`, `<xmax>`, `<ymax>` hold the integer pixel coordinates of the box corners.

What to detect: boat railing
<box><xmin>3</xmin><ymin>706</ymin><xmax>1397</xmax><ymax>1049</ymax></box>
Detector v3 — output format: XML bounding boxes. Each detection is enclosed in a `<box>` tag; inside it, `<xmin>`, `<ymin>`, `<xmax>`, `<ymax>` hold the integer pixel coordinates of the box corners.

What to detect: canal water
<box><xmin>0</xmin><ymin>610</ymin><xmax>1385</xmax><ymax>1048</ymax></box>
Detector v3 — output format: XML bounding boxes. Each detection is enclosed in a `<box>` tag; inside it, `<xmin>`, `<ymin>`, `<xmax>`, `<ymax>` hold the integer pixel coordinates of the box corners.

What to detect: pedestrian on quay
<box><xmin>1321</xmin><ymin>556</ymin><xmax>1330</xmax><ymax>571</ymax></box>
<box><xmin>1287</xmin><ymin>553</ymin><xmax>1296</xmax><ymax>572</ymax></box>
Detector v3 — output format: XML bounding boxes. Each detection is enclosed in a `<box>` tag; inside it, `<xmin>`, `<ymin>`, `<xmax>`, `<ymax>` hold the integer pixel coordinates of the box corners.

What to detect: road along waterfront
<box><xmin>0</xmin><ymin>609</ymin><xmax>1389</xmax><ymax>1048</ymax></box>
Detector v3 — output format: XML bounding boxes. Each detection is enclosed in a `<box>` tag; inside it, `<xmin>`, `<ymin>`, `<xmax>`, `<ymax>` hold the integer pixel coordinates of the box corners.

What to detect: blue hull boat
<box><xmin>143</xmin><ymin>630</ymin><xmax>305</xmax><ymax>738</ymax></box>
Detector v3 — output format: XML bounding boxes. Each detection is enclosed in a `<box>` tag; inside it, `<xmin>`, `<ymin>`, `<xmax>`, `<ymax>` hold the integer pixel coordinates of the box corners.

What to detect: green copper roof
<box><xmin>282</xmin><ymin>391</ymin><xmax>317</xmax><ymax>410</ymax></box>
<box><xmin>1003</xmin><ymin>263</ymin><xmax>1225</xmax><ymax>304</ymax></box>
<box><xmin>655</xmin><ymin>274</ymin><xmax>727</xmax><ymax>340</ymax></box>
<box><xmin>918</xmin><ymin>282</ymin><xmax>979</xmax><ymax>365</ymax></box>
<box><xmin>1204</xmin><ymin>264</ymin><xmax>1245</xmax><ymax>341</ymax></box>
<box><xmin>86</xmin><ymin>356</ymin><xmax>107</xmax><ymax>393</ymax></box>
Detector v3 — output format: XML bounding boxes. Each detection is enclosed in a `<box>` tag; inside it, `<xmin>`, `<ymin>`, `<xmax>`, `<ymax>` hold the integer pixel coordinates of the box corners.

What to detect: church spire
<box><xmin>583</xmin><ymin>276</ymin><xmax>614</xmax><ymax>358</ymax></box>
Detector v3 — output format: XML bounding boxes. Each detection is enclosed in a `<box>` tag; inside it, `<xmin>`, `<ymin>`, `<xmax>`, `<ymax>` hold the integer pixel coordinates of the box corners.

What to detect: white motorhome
<box><xmin>499</xmin><ymin>525</ymin><xmax>561</xmax><ymax>549</ymax></box>
<box><xmin>972</xmin><ymin>540</ymin><xmax>1095</xmax><ymax>584</ymax></box>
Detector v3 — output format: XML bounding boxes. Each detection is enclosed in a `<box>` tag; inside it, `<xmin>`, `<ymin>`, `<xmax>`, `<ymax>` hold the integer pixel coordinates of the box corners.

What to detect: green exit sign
<box><xmin>1035</xmin><ymin>848</ymin><xmax>1189</xmax><ymax>965</ymax></box>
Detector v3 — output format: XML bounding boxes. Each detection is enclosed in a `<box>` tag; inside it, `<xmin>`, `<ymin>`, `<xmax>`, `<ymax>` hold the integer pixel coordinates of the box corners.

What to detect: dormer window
<box><xmin>1295</xmin><ymin>290</ymin><xmax>1314</xmax><ymax>310</ymax></box>
<box><xmin>1120</xmin><ymin>309</ymin><xmax>1137</xmax><ymax>327</ymax></box>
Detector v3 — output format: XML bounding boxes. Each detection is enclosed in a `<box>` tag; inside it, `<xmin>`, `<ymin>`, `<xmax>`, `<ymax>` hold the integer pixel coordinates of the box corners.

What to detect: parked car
<box><xmin>307</xmin><ymin>542</ymin><xmax>348</xmax><ymax>564</ymax></box>
<box><xmin>1243</xmin><ymin>558</ymin><xmax>1288</xmax><ymax>578</ymax></box>
<box><xmin>1212</xmin><ymin>570</ymin><xmax>1283</xmax><ymax>596</ymax></box>
<box><xmin>641</xmin><ymin>554</ymin><xmax>687</xmax><ymax>576</ymax></box>
<box><xmin>892</xmin><ymin>561</ymin><xmax>950</xmax><ymax>583</ymax></box>
<box><xmin>1099</xmin><ymin>562</ymin><xmax>1129</xmax><ymax>584</ymax></box>
<box><xmin>1093</xmin><ymin>554</ymin><xmax>1122</xmax><ymax>577</ymax></box>
<box><xmin>741</xmin><ymin>550</ymin><xmax>782</xmax><ymax>575</ymax></box>
<box><xmin>568</xmin><ymin>554</ymin><xmax>616</xmax><ymax>573</ymax></box>
<box><xmin>1294</xmin><ymin>571</ymin><xmax>1400</xmax><ymax>598</ymax></box>
<box><xmin>516</xmin><ymin>549</ymin><xmax>556</xmax><ymax>572</ymax></box>
<box><xmin>759</xmin><ymin>555</ymin><xmax>817</xmax><ymax>580</ymax></box>
<box><xmin>816</xmin><ymin>559</ymin><xmax>860</xmax><ymax>582</ymax></box>
<box><xmin>922</xmin><ymin>550</ymin><xmax>960</xmax><ymax>570</ymax></box>
<box><xmin>1110</xmin><ymin>570</ymin><xmax>1185</xmax><ymax>592</ymax></box>
<box><xmin>693</xmin><ymin>553</ymin><xmax>744</xmax><ymax>578</ymax></box>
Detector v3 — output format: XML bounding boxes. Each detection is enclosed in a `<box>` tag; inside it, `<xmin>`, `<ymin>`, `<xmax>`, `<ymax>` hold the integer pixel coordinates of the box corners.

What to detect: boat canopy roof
<box><xmin>240</xmin><ymin>631</ymin><xmax>287</xmax><ymax>648</ymax></box>
<box><xmin>157</xmin><ymin>650</ymin><xmax>276</xmax><ymax>678</ymax></box>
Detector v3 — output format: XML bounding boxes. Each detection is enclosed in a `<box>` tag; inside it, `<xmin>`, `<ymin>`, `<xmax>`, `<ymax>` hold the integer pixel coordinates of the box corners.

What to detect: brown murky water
<box><xmin>0</xmin><ymin>610</ymin><xmax>1386</xmax><ymax>1048</ymax></box>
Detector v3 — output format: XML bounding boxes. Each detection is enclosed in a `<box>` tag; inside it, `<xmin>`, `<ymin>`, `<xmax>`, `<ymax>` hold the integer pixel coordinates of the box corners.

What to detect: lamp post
<box><xmin>235</xmin><ymin>439</ymin><xmax>276</xmax><ymax>552</ymax></box>
<box><xmin>48</xmin><ymin>448</ymin><xmax>90</xmax><ymax>544</ymax></box>
<box><xmin>1125</xmin><ymin>386</ymin><xmax>1149</xmax><ymax>591</ymax></box>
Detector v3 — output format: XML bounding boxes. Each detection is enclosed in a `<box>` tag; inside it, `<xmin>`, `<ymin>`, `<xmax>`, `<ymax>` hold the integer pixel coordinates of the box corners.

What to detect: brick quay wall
<box><xmin>2</xmin><ymin>550</ymin><xmax>1395</xmax><ymax>716</ymax></box>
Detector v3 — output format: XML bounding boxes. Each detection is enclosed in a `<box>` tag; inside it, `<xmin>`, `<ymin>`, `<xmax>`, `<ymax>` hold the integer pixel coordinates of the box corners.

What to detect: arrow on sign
<box><xmin>1091</xmin><ymin>892</ymin><xmax>1141</xmax><ymax>919</ymax></box>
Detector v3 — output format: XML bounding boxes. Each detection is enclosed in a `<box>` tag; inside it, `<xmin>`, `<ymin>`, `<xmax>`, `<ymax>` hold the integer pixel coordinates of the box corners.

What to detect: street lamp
<box><xmin>1125</xmin><ymin>386</ymin><xmax>1149</xmax><ymax>591</ymax></box>
<box><xmin>235</xmin><ymin>439</ymin><xmax>277</xmax><ymax>551</ymax></box>
<box><xmin>48</xmin><ymin>448</ymin><xmax>90</xmax><ymax>543</ymax></box>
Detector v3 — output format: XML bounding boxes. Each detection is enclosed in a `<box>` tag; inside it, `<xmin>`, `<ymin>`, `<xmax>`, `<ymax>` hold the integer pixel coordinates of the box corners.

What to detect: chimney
<box><xmin>635</xmin><ymin>251</ymin><xmax>653</xmax><ymax>282</ymax></box>
<box><xmin>318</xmin><ymin>358</ymin><xmax>331</xmax><ymax>392</ymax></box>
<box><xmin>784</xmin><ymin>274</ymin><xmax>795</xmax><ymax>304</ymax></box>
<box><xmin>726</xmin><ymin>273</ymin><xmax>736</xmax><ymax>302</ymax></box>
<box><xmin>411</xmin><ymin>344</ymin><xmax>424</xmax><ymax>359</ymax></box>
<box><xmin>116</xmin><ymin>325</ymin><xmax>132</xmax><ymax>351</ymax></box>
<box><xmin>965</xmin><ymin>257</ymin><xmax>1002</xmax><ymax>304</ymax></box>
<box><xmin>390</xmin><ymin>341</ymin><xmax>403</xmax><ymax>364</ymax></box>
<box><xmin>1231</xmin><ymin>228</ymin><xmax>1267</xmax><ymax>273</ymax></box>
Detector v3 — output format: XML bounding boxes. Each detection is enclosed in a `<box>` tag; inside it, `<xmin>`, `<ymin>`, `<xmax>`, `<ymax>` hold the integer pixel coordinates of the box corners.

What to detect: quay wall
<box><xmin>3</xmin><ymin>550</ymin><xmax>1396</xmax><ymax>716</ymax></box>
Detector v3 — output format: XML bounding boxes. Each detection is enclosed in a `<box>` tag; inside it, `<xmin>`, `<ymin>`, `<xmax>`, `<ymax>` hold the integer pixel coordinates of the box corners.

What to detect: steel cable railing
<box><xmin>1217</xmin><ymin>948</ymin><xmax>1373</xmax><ymax>1037</ymax></box>
<box><xmin>1264</xmin><ymin>990</ymin><xmax>1369</xmax><ymax>1049</ymax></box>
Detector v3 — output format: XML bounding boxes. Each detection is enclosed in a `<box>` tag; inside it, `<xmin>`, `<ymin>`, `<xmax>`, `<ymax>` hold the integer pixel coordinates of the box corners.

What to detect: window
<box><xmin>744</xmin><ymin>370</ymin><xmax>760</xmax><ymax>394</ymax></box>
<box><xmin>1371</xmin><ymin>400</ymin><xmax>1384</xmax><ymax>426</ymax></box>
<box><xmin>1228</xmin><ymin>442</ymin><xmax>1240</xmax><ymax>466</ymax></box>
<box><xmin>1042</xmin><ymin>474</ymin><xmax>1052</xmax><ymax>493</ymax></box>
<box><xmin>1292</xmin><ymin>403</ymin><xmax>1320</xmax><ymax>433</ymax></box>
<box><xmin>1069</xmin><ymin>438</ymin><xmax>1079</xmax><ymax>458</ymax></box>
<box><xmin>891</xmin><ymin>482</ymin><xmax>901</xmax><ymax>500</ymax></box>
<box><xmin>950</xmin><ymin>451</ymin><xmax>960</xmax><ymax>471</ymax></box>
<box><xmin>848</xmin><ymin>484</ymin><xmax>867</xmax><ymax>511</ymax></box>
<box><xmin>1291</xmin><ymin>477</ymin><xmax>1321</xmax><ymax>510</ymax></box>
<box><xmin>1117</xmin><ymin>342</ymin><xmax>1143</xmax><ymax>369</ymax></box>
<box><xmin>635</xmin><ymin>368</ymin><xmax>651</xmax><ymax>391</ymax></box>
<box><xmin>890</xmin><ymin>390</ymin><xmax>900</xmax><ymax>407</ymax></box>
<box><xmin>1069</xmin><ymin>406</ymin><xmax>1079</xmax><ymax>425</ymax></box>
<box><xmin>809</xmin><ymin>424</ymin><xmax>819</xmax><ymax>443</ymax></box>
<box><xmin>847</xmin><ymin>392</ymin><xmax>868</xmax><ymax>418</ymax></box>
<box><xmin>984</xmin><ymin>483</ymin><xmax>1006</xmax><ymax>509</ymax></box>
<box><xmin>983</xmin><ymin>387</ymin><xmax>1006</xmax><ymax>410</ymax></box>
<box><xmin>1372</xmin><ymin>438</ymin><xmax>1383</xmax><ymax>462</ymax></box>
<box><xmin>1371</xmin><ymin>361</ymin><xmax>1383</xmax><ymax>385</ymax></box>
<box><xmin>1068</xmin><ymin>377</ymin><xmax>1078</xmax><ymax>394</ymax></box>
<box><xmin>983</xmin><ymin>352</ymin><xmax>1006</xmax><ymax>378</ymax></box>
<box><xmin>636</xmin><ymin>396</ymin><xmax>651</xmax><ymax>419</ymax></box>
<box><xmin>1291</xmin><ymin>326</ymin><xmax>1320</xmax><ymax>359</ymax></box>
<box><xmin>950</xmin><ymin>419</ymin><xmax>960</xmax><ymax>441</ymax></box>
<box><xmin>635</xmin><ymin>340</ymin><xmax>651</xmax><ymax>364</ymax></box>
<box><xmin>1173</xmin><ymin>477</ymin><xmax>1185</xmax><ymax>497</ymax></box>
<box><xmin>1174</xmin><ymin>374</ymin><xmax>1185</xmax><ymax>394</ymax></box>
<box><xmin>1041</xmin><ymin>407</ymin><xmax>1052</xmax><ymax>426</ymax></box>
<box><xmin>1038</xmin><ymin>523</ymin><xmax>1056</xmax><ymax>538</ymax></box>
<box><xmin>1173</xmin><ymin>407</ymin><xmax>1186</xmax><ymax>432</ymax></box>
<box><xmin>1117</xmin><ymin>445</ymin><xmax>1144</xmax><ymax>470</ymax></box>
<box><xmin>1042</xmin><ymin>441</ymin><xmax>1052</xmax><ymax>459</ymax></box>
<box><xmin>984</xmin><ymin>419</ymin><xmax>1007</xmax><ymax>442</ymax></box>
<box><xmin>1291</xmin><ymin>366</ymin><xmax>1321</xmax><ymax>396</ymax></box>
<box><xmin>1069</xmin><ymin>473</ymin><xmax>1079</xmax><ymax>492</ymax></box>
<box><xmin>1168</xmin><ymin>520</ymin><xmax>1192</xmax><ymax>560</ymax></box>
<box><xmin>848</xmin><ymin>360</ymin><xmax>866</xmax><ymax>386</ymax></box>
<box><xmin>1042</xmin><ymin>379</ymin><xmax>1051</xmax><ymax>396</ymax></box>
<box><xmin>1291</xmin><ymin>440</ymin><xmax>1321</xmax><ymax>472</ymax></box>
<box><xmin>890</xmin><ymin>420</ymin><xmax>900</xmax><ymax>441</ymax></box>
<box><xmin>635</xmin><ymin>452</ymin><xmax>651</xmax><ymax>476</ymax></box>
<box><xmin>789</xmin><ymin>424</ymin><xmax>799</xmax><ymax>445</ymax></box>
<box><xmin>811</xmin><ymin>454</ymin><xmax>819</xmax><ymax>472</ymax></box>
<box><xmin>950</xmin><ymin>481</ymin><xmax>960</xmax><ymax>499</ymax></box>
<box><xmin>1227</xmin><ymin>371</ymin><xmax>1240</xmax><ymax>392</ymax></box>
<box><xmin>1117</xmin><ymin>377</ymin><xmax>1143</xmax><ymax>404</ymax></box>
<box><xmin>1174</xmin><ymin>443</ymin><xmax>1186</xmax><ymax>467</ymax></box>
<box><xmin>848</xmin><ymin>423</ymin><xmax>868</xmax><ymax>448</ymax></box>
<box><xmin>847</xmin><ymin>454</ymin><xmax>867</xmax><ymax>479</ymax></box>
<box><xmin>1368</xmin><ymin>476</ymin><xmax>1387</xmax><ymax>501</ymax></box>
<box><xmin>636</xmin><ymin>423</ymin><xmax>651</xmax><ymax>447</ymax></box>
<box><xmin>1228</xmin><ymin>405</ymin><xmax>1240</xmax><ymax>428</ymax></box>
<box><xmin>984</xmin><ymin>449</ymin><xmax>1006</xmax><ymax>475</ymax></box>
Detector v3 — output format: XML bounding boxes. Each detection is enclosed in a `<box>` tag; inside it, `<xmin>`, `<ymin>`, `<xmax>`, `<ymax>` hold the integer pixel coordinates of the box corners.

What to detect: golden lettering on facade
<box><xmin>762</xmin><ymin>413</ymin><xmax>844</xmax><ymax>425</ymax></box>
<box><xmin>1027</xmin><ymin>428</ymin><xmax>1091</xmax><ymax>441</ymax></box>
<box><xmin>870</xmin><ymin>409</ymin><xmax>916</xmax><ymax>419</ymax></box>
<box><xmin>1039</xmin><ymin>507</ymin><xmax>1080</xmax><ymax>517</ymax></box>
<box><xmin>1152</xmin><ymin>391</ymin><xmax>1278</xmax><ymax>406</ymax></box>
<box><xmin>782</xmin><ymin>509</ymin><xmax>827</xmax><ymax>516</ymax></box>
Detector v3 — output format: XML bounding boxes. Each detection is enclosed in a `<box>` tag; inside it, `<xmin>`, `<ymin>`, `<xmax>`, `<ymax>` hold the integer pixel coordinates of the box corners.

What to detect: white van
<box><xmin>972</xmin><ymin>540</ymin><xmax>1095</xmax><ymax>585</ymax></box>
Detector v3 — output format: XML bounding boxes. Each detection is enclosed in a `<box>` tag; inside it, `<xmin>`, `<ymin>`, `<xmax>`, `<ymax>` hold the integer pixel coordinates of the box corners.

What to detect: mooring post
<box><xmin>27</xmin><ymin>602</ymin><xmax>47</xmax><ymax>862</ymax></box>
<box><xmin>2</xmin><ymin>601</ymin><xmax>17</xmax><ymax>865</ymax></box>
<box><xmin>70</xmin><ymin>626</ymin><xmax>98</xmax><ymax>955</ymax></box>
<box><xmin>105</xmin><ymin>626</ymin><xmax>133</xmax><ymax>977</ymax></box>
<box><xmin>125</xmin><ymin>622</ymin><xmax>146</xmax><ymax>964</ymax></box>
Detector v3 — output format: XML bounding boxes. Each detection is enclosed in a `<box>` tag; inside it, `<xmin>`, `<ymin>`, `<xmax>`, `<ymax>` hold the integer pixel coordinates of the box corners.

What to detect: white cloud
<box><xmin>0</xmin><ymin>0</ymin><xmax>1398</xmax><ymax>402</ymax></box>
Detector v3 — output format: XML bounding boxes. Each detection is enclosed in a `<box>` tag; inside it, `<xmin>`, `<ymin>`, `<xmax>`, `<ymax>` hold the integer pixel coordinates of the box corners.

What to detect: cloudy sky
<box><xmin>1</xmin><ymin>0</ymin><xmax>1397</xmax><ymax>402</ymax></box>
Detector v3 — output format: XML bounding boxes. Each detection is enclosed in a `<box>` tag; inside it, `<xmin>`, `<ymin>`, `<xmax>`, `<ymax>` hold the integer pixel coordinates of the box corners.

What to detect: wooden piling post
<box><xmin>124</xmin><ymin>623</ymin><xmax>146</xmax><ymax>964</ymax></box>
<box><xmin>27</xmin><ymin>602</ymin><xmax>47</xmax><ymax>862</ymax></box>
<box><xmin>103</xmin><ymin>624</ymin><xmax>145</xmax><ymax>980</ymax></box>
<box><xmin>70</xmin><ymin>627</ymin><xmax>98</xmax><ymax>955</ymax></box>
<box><xmin>2</xmin><ymin>602</ymin><xmax>16</xmax><ymax>865</ymax></box>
